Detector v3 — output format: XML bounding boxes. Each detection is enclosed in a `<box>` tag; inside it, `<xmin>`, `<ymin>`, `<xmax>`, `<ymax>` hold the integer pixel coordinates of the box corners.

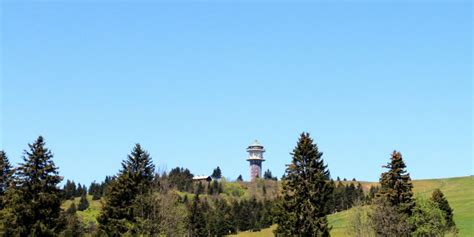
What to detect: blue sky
<box><xmin>1</xmin><ymin>0</ymin><xmax>472</xmax><ymax>185</ymax></box>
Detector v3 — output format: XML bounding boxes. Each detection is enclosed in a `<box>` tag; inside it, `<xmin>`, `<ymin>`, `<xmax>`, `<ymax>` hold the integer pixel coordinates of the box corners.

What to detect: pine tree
<box><xmin>188</xmin><ymin>194</ymin><xmax>207</xmax><ymax>237</ymax></box>
<box><xmin>236</xmin><ymin>175</ymin><xmax>243</xmax><ymax>182</ymax></box>
<box><xmin>377</xmin><ymin>151</ymin><xmax>414</xmax><ymax>216</ymax></box>
<box><xmin>63</xmin><ymin>180</ymin><xmax>77</xmax><ymax>200</ymax></box>
<box><xmin>1</xmin><ymin>136</ymin><xmax>63</xmax><ymax>235</ymax></box>
<box><xmin>98</xmin><ymin>143</ymin><xmax>155</xmax><ymax>235</ymax></box>
<box><xmin>78</xmin><ymin>193</ymin><xmax>89</xmax><ymax>211</ymax></box>
<box><xmin>263</xmin><ymin>169</ymin><xmax>277</xmax><ymax>180</ymax></box>
<box><xmin>211</xmin><ymin>166</ymin><xmax>222</xmax><ymax>179</ymax></box>
<box><xmin>0</xmin><ymin>150</ymin><xmax>12</xmax><ymax>197</ymax></box>
<box><xmin>431</xmin><ymin>188</ymin><xmax>456</xmax><ymax>229</ymax></box>
<box><xmin>275</xmin><ymin>132</ymin><xmax>334</xmax><ymax>236</ymax></box>
<box><xmin>67</xmin><ymin>203</ymin><xmax>77</xmax><ymax>215</ymax></box>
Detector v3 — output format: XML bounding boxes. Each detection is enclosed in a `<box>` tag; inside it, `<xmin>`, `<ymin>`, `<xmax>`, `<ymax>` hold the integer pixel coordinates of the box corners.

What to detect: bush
<box><xmin>409</xmin><ymin>198</ymin><xmax>448</xmax><ymax>237</ymax></box>
<box><xmin>346</xmin><ymin>204</ymin><xmax>374</xmax><ymax>237</ymax></box>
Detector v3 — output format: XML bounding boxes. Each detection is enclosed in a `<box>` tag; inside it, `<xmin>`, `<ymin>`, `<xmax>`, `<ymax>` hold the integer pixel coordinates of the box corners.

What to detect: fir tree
<box><xmin>63</xmin><ymin>180</ymin><xmax>77</xmax><ymax>200</ymax></box>
<box><xmin>188</xmin><ymin>194</ymin><xmax>207</xmax><ymax>237</ymax></box>
<box><xmin>78</xmin><ymin>193</ymin><xmax>89</xmax><ymax>211</ymax></box>
<box><xmin>377</xmin><ymin>151</ymin><xmax>414</xmax><ymax>216</ymax></box>
<box><xmin>0</xmin><ymin>150</ymin><xmax>12</xmax><ymax>197</ymax></box>
<box><xmin>431</xmin><ymin>188</ymin><xmax>456</xmax><ymax>229</ymax></box>
<box><xmin>275</xmin><ymin>132</ymin><xmax>334</xmax><ymax>236</ymax></box>
<box><xmin>263</xmin><ymin>169</ymin><xmax>277</xmax><ymax>180</ymax></box>
<box><xmin>67</xmin><ymin>203</ymin><xmax>77</xmax><ymax>215</ymax></box>
<box><xmin>98</xmin><ymin>143</ymin><xmax>155</xmax><ymax>235</ymax></box>
<box><xmin>211</xmin><ymin>166</ymin><xmax>222</xmax><ymax>179</ymax></box>
<box><xmin>236</xmin><ymin>175</ymin><xmax>243</xmax><ymax>182</ymax></box>
<box><xmin>1</xmin><ymin>136</ymin><xmax>63</xmax><ymax>235</ymax></box>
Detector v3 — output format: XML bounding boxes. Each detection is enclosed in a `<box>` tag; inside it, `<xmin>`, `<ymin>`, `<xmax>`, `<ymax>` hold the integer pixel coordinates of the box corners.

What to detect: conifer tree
<box><xmin>377</xmin><ymin>151</ymin><xmax>414</xmax><ymax>216</ymax></box>
<box><xmin>98</xmin><ymin>143</ymin><xmax>155</xmax><ymax>235</ymax></box>
<box><xmin>188</xmin><ymin>194</ymin><xmax>207</xmax><ymax>237</ymax></box>
<box><xmin>211</xmin><ymin>166</ymin><xmax>222</xmax><ymax>179</ymax></box>
<box><xmin>275</xmin><ymin>132</ymin><xmax>334</xmax><ymax>236</ymax></box>
<box><xmin>431</xmin><ymin>188</ymin><xmax>456</xmax><ymax>229</ymax></box>
<box><xmin>1</xmin><ymin>136</ymin><xmax>63</xmax><ymax>235</ymax></box>
<box><xmin>78</xmin><ymin>193</ymin><xmax>89</xmax><ymax>211</ymax></box>
<box><xmin>67</xmin><ymin>203</ymin><xmax>77</xmax><ymax>215</ymax></box>
<box><xmin>0</xmin><ymin>150</ymin><xmax>12</xmax><ymax>197</ymax></box>
<box><xmin>263</xmin><ymin>169</ymin><xmax>277</xmax><ymax>180</ymax></box>
<box><xmin>236</xmin><ymin>175</ymin><xmax>243</xmax><ymax>182</ymax></box>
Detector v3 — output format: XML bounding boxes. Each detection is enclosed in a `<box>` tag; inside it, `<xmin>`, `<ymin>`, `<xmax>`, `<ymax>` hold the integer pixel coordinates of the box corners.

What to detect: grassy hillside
<box><xmin>62</xmin><ymin>195</ymin><xmax>102</xmax><ymax>227</ymax></box>
<box><xmin>233</xmin><ymin>176</ymin><xmax>474</xmax><ymax>237</ymax></box>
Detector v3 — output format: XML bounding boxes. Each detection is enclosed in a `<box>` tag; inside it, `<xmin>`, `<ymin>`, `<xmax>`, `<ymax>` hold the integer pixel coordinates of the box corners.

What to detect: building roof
<box><xmin>192</xmin><ymin>175</ymin><xmax>212</xmax><ymax>181</ymax></box>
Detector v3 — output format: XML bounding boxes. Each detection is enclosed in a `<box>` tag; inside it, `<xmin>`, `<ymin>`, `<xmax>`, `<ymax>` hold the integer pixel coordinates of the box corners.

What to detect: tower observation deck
<box><xmin>246</xmin><ymin>140</ymin><xmax>265</xmax><ymax>181</ymax></box>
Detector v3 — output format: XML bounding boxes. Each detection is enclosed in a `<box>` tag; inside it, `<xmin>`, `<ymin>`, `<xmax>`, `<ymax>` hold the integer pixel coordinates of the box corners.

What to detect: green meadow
<box><xmin>232</xmin><ymin>176</ymin><xmax>473</xmax><ymax>237</ymax></box>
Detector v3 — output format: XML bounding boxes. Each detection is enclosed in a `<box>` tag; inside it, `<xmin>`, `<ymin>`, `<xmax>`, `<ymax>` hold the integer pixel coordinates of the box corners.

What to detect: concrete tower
<box><xmin>246</xmin><ymin>140</ymin><xmax>265</xmax><ymax>181</ymax></box>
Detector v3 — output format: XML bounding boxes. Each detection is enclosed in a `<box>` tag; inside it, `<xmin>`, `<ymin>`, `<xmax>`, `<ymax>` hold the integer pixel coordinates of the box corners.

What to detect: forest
<box><xmin>0</xmin><ymin>133</ymin><xmax>458</xmax><ymax>236</ymax></box>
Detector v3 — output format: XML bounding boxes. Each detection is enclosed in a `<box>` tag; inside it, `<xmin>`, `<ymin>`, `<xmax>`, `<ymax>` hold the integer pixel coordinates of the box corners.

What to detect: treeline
<box><xmin>185</xmin><ymin>195</ymin><xmax>274</xmax><ymax>236</ymax></box>
<box><xmin>0</xmin><ymin>134</ymin><xmax>459</xmax><ymax>236</ymax></box>
<box><xmin>0</xmin><ymin>136</ymin><xmax>277</xmax><ymax>236</ymax></box>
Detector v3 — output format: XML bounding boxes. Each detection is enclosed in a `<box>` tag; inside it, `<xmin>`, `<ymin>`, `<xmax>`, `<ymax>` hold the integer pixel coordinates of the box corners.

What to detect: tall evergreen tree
<box><xmin>211</xmin><ymin>166</ymin><xmax>222</xmax><ymax>179</ymax></box>
<box><xmin>431</xmin><ymin>188</ymin><xmax>456</xmax><ymax>229</ymax></box>
<box><xmin>0</xmin><ymin>150</ymin><xmax>12</xmax><ymax>197</ymax></box>
<box><xmin>78</xmin><ymin>193</ymin><xmax>89</xmax><ymax>211</ymax></box>
<box><xmin>236</xmin><ymin>175</ymin><xmax>243</xmax><ymax>182</ymax></box>
<box><xmin>98</xmin><ymin>143</ymin><xmax>155</xmax><ymax>235</ymax></box>
<box><xmin>377</xmin><ymin>151</ymin><xmax>414</xmax><ymax>216</ymax></box>
<box><xmin>275</xmin><ymin>132</ymin><xmax>334</xmax><ymax>236</ymax></box>
<box><xmin>1</xmin><ymin>136</ymin><xmax>63</xmax><ymax>236</ymax></box>
<box><xmin>187</xmin><ymin>194</ymin><xmax>207</xmax><ymax>237</ymax></box>
<box><xmin>263</xmin><ymin>169</ymin><xmax>277</xmax><ymax>180</ymax></box>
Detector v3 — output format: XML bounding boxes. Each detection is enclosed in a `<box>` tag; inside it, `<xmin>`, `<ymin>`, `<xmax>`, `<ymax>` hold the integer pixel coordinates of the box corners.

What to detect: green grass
<box><xmin>232</xmin><ymin>176</ymin><xmax>474</xmax><ymax>237</ymax></box>
<box><xmin>62</xmin><ymin>195</ymin><xmax>102</xmax><ymax>225</ymax></box>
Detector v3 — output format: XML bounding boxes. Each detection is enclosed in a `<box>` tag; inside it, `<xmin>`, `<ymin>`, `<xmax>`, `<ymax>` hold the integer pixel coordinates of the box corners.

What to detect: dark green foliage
<box><xmin>211</xmin><ymin>166</ymin><xmax>222</xmax><ymax>179</ymax></box>
<box><xmin>88</xmin><ymin>177</ymin><xmax>112</xmax><ymax>201</ymax></box>
<box><xmin>431</xmin><ymin>188</ymin><xmax>456</xmax><ymax>229</ymax></box>
<box><xmin>206</xmin><ymin>180</ymin><xmax>223</xmax><ymax>196</ymax></box>
<box><xmin>1</xmin><ymin>136</ymin><xmax>64</xmax><ymax>236</ymax></box>
<box><xmin>168</xmin><ymin>167</ymin><xmax>194</xmax><ymax>192</ymax></box>
<box><xmin>187</xmin><ymin>194</ymin><xmax>207</xmax><ymax>237</ymax></box>
<box><xmin>195</xmin><ymin>182</ymin><xmax>204</xmax><ymax>195</ymax></box>
<box><xmin>0</xmin><ymin>150</ymin><xmax>12</xmax><ymax>197</ymax></box>
<box><xmin>67</xmin><ymin>203</ymin><xmax>77</xmax><ymax>215</ymax></box>
<box><xmin>236</xmin><ymin>175</ymin><xmax>243</xmax><ymax>182</ymax></box>
<box><xmin>98</xmin><ymin>143</ymin><xmax>155</xmax><ymax>235</ymax></box>
<box><xmin>76</xmin><ymin>183</ymin><xmax>85</xmax><ymax>197</ymax></box>
<box><xmin>275</xmin><ymin>132</ymin><xmax>334</xmax><ymax>236</ymax></box>
<box><xmin>367</xmin><ymin>185</ymin><xmax>380</xmax><ymax>203</ymax></box>
<box><xmin>208</xmin><ymin>198</ymin><xmax>236</xmax><ymax>235</ymax></box>
<box><xmin>0</xmin><ymin>150</ymin><xmax>12</xmax><ymax>211</ymax></box>
<box><xmin>263</xmin><ymin>169</ymin><xmax>277</xmax><ymax>181</ymax></box>
<box><xmin>78</xmin><ymin>193</ymin><xmax>89</xmax><ymax>211</ymax></box>
<box><xmin>63</xmin><ymin>180</ymin><xmax>77</xmax><ymax>200</ymax></box>
<box><xmin>377</xmin><ymin>151</ymin><xmax>414</xmax><ymax>216</ymax></box>
<box><xmin>88</xmin><ymin>181</ymin><xmax>102</xmax><ymax>200</ymax></box>
<box><xmin>61</xmin><ymin>203</ymin><xmax>84</xmax><ymax>237</ymax></box>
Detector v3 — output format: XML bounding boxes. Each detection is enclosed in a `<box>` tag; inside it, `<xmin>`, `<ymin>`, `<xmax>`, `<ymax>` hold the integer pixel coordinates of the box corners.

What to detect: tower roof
<box><xmin>250</xmin><ymin>139</ymin><xmax>261</xmax><ymax>147</ymax></box>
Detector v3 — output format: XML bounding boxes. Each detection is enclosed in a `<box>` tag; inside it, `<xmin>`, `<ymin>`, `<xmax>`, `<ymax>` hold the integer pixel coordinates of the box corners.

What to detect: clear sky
<box><xmin>1</xmin><ymin>0</ymin><xmax>472</xmax><ymax>185</ymax></box>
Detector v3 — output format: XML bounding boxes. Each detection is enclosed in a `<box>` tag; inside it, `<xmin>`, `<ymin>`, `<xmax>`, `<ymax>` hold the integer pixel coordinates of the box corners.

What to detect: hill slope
<box><xmin>233</xmin><ymin>176</ymin><xmax>473</xmax><ymax>237</ymax></box>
